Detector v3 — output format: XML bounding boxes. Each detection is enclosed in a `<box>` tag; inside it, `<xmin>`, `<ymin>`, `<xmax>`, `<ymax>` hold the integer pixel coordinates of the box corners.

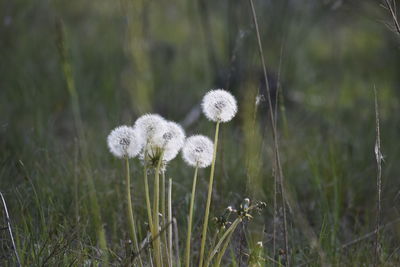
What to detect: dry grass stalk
<box><xmin>373</xmin><ymin>86</ymin><xmax>383</xmax><ymax>266</ymax></box>
<box><xmin>247</xmin><ymin>0</ymin><xmax>289</xmax><ymax>263</ymax></box>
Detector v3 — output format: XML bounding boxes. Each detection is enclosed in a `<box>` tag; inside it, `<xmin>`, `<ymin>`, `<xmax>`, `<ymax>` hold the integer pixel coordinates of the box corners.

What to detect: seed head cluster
<box><xmin>106</xmin><ymin>89</ymin><xmax>241</xmax><ymax>266</ymax></box>
<box><xmin>107</xmin><ymin>89</ymin><xmax>237</xmax><ymax>169</ymax></box>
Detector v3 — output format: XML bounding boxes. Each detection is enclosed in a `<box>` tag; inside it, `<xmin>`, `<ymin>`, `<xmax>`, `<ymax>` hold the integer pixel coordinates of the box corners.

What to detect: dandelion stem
<box><xmin>162</xmin><ymin>171</ymin><xmax>171</xmax><ymax>267</ymax></box>
<box><xmin>144</xmin><ymin>150</ymin><xmax>154</xmax><ymax>233</ymax></box>
<box><xmin>185</xmin><ymin>166</ymin><xmax>199</xmax><ymax>267</ymax></box>
<box><xmin>153</xmin><ymin>155</ymin><xmax>163</xmax><ymax>267</ymax></box>
<box><xmin>199</xmin><ymin>121</ymin><xmax>220</xmax><ymax>267</ymax></box>
<box><xmin>168</xmin><ymin>178</ymin><xmax>174</xmax><ymax>267</ymax></box>
<box><xmin>125</xmin><ymin>157</ymin><xmax>143</xmax><ymax>267</ymax></box>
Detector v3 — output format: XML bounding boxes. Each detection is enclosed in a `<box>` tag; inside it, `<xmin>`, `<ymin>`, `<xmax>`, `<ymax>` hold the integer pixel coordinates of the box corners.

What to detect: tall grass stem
<box><xmin>246</xmin><ymin>1</ymin><xmax>289</xmax><ymax>263</ymax></box>
<box><xmin>373</xmin><ymin>86</ymin><xmax>382</xmax><ymax>266</ymax></box>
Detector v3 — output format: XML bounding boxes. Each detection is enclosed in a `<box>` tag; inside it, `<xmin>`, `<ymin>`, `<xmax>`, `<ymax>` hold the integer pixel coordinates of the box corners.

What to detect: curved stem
<box><xmin>206</xmin><ymin>218</ymin><xmax>241</xmax><ymax>266</ymax></box>
<box><xmin>214</xmin><ymin>228</ymin><xmax>235</xmax><ymax>267</ymax></box>
<box><xmin>125</xmin><ymin>157</ymin><xmax>143</xmax><ymax>267</ymax></box>
<box><xmin>199</xmin><ymin>121</ymin><xmax>220</xmax><ymax>267</ymax></box>
<box><xmin>185</xmin><ymin>166</ymin><xmax>199</xmax><ymax>267</ymax></box>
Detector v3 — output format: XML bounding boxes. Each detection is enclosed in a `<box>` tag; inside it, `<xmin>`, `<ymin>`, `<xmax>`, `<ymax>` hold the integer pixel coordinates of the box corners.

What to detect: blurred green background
<box><xmin>1</xmin><ymin>0</ymin><xmax>400</xmax><ymax>265</ymax></box>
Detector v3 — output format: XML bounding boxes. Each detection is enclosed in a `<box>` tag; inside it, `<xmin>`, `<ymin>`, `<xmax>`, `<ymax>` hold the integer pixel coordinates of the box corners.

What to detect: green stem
<box><xmin>199</xmin><ymin>121</ymin><xmax>220</xmax><ymax>267</ymax></box>
<box><xmin>144</xmin><ymin>149</ymin><xmax>154</xmax><ymax>233</ymax></box>
<box><xmin>185</xmin><ymin>166</ymin><xmax>199</xmax><ymax>267</ymax></box>
<box><xmin>168</xmin><ymin>178</ymin><xmax>174</xmax><ymax>267</ymax></box>
<box><xmin>206</xmin><ymin>218</ymin><xmax>241</xmax><ymax>266</ymax></box>
<box><xmin>214</xmin><ymin>229</ymin><xmax>235</xmax><ymax>267</ymax></box>
<box><xmin>153</xmin><ymin>155</ymin><xmax>163</xmax><ymax>267</ymax></box>
<box><xmin>162</xmin><ymin>171</ymin><xmax>171</xmax><ymax>267</ymax></box>
<box><xmin>125</xmin><ymin>158</ymin><xmax>143</xmax><ymax>267</ymax></box>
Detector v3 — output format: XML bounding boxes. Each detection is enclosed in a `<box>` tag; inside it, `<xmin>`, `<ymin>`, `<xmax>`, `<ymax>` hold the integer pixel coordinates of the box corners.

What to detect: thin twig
<box><xmin>0</xmin><ymin>192</ymin><xmax>21</xmax><ymax>267</ymax></box>
<box><xmin>247</xmin><ymin>3</ymin><xmax>330</xmax><ymax>266</ymax></box>
<box><xmin>273</xmin><ymin>37</ymin><xmax>286</xmax><ymax>264</ymax></box>
<box><xmin>373</xmin><ymin>86</ymin><xmax>383</xmax><ymax>266</ymax></box>
<box><xmin>383</xmin><ymin>0</ymin><xmax>400</xmax><ymax>35</ymax></box>
<box><xmin>343</xmin><ymin>218</ymin><xmax>400</xmax><ymax>249</ymax></box>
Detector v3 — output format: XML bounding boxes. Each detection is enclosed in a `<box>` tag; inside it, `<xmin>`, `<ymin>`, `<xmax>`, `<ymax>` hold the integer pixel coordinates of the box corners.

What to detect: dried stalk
<box><xmin>247</xmin><ymin>0</ymin><xmax>289</xmax><ymax>263</ymax></box>
<box><xmin>0</xmin><ymin>192</ymin><xmax>21</xmax><ymax>266</ymax></box>
<box><xmin>373</xmin><ymin>86</ymin><xmax>383</xmax><ymax>266</ymax></box>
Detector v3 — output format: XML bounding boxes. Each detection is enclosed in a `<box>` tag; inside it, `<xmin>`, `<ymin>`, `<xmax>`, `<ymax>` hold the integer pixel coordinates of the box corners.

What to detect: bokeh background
<box><xmin>1</xmin><ymin>0</ymin><xmax>400</xmax><ymax>265</ymax></box>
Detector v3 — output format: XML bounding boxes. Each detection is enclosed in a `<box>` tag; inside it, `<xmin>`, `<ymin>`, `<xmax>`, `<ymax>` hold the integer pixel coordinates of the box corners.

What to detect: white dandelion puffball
<box><xmin>182</xmin><ymin>135</ymin><xmax>214</xmax><ymax>168</ymax></box>
<box><xmin>107</xmin><ymin>126</ymin><xmax>144</xmax><ymax>158</ymax></box>
<box><xmin>134</xmin><ymin>114</ymin><xmax>167</xmax><ymax>143</ymax></box>
<box><xmin>201</xmin><ymin>89</ymin><xmax>238</xmax><ymax>122</ymax></box>
<box><xmin>154</xmin><ymin>121</ymin><xmax>186</xmax><ymax>161</ymax></box>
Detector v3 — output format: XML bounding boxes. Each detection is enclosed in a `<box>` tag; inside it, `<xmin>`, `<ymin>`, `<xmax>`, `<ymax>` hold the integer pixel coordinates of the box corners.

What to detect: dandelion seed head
<box><xmin>154</xmin><ymin>121</ymin><xmax>186</xmax><ymax>162</ymax></box>
<box><xmin>153</xmin><ymin>121</ymin><xmax>185</xmax><ymax>150</ymax></box>
<box><xmin>201</xmin><ymin>89</ymin><xmax>238</xmax><ymax>122</ymax></box>
<box><xmin>134</xmin><ymin>114</ymin><xmax>167</xmax><ymax>144</ymax></box>
<box><xmin>107</xmin><ymin>126</ymin><xmax>143</xmax><ymax>158</ymax></box>
<box><xmin>182</xmin><ymin>135</ymin><xmax>214</xmax><ymax>168</ymax></box>
<box><xmin>140</xmin><ymin>121</ymin><xmax>186</xmax><ymax>166</ymax></box>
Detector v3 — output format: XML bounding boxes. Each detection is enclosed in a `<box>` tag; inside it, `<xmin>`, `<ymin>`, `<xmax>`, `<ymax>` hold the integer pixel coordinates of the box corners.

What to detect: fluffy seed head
<box><xmin>155</xmin><ymin>121</ymin><xmax>186</xmax><ymax>161</ymax></box>
<box><xmin>201</xmin><ymin>89</ymin><xmax>238</xmax><ymax>122</ymax></box>
<box><xmin>134</xmin><ymin>114</ymin><xmax>167</xmax><ymax>144</ymax></box>
<box><xmin>107</xmin><ymin>126</ymin><xmax>143</xmax><ymax>158</ymax></box>
<box><xmin>182</xmin><ymin>135</ymin><xmax>214</xmax><ymax>168</ymax></box>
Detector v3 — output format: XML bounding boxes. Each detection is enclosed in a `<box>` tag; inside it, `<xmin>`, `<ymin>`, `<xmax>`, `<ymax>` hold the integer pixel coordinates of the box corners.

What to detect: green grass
<box><xmin>2</xmin><ymin>0</ymin><xmax>400</xmax><ymax>266</ymax></box>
